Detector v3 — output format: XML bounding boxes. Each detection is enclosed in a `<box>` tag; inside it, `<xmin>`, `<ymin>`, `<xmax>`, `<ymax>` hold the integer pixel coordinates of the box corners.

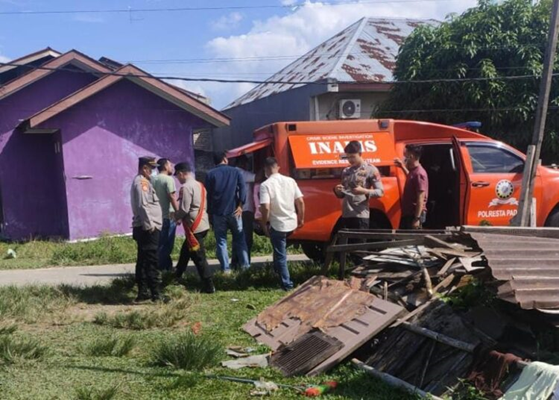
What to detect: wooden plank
<box><xmin>437</xmin><ymin>258</ymin><xmax>457</xmax><ymax>277</ymax></box>
<box><xmin>424</xmin><ymin>235</ymin><xmax>456</xmax><ymax>250</ymax></box>
<box><xmin>338</xmin><ymin>235</ymin><xmax>349</xmax><ymax>280</ymax></box>
<box><xmin>352</xmin><ymin>359</ymin><xmax>444</xmax><ymax>400</ymax></box>
<box><xmin>327</xmin><ymin>239</ymin><xmax>423</xmax><ymax>253</ymax></box>
<box><xmin>400</xmin><ymin>322</ymin><xmax>477</xmax><ymax>353</ymax></box>
<box><xmin>321</xmin><ymin>234</ymin><xmax>338</xmax><ymax>275</ymax></box>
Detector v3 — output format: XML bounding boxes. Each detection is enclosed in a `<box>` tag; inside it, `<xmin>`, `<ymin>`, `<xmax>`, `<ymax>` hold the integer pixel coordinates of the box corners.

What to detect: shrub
<box><xmin>82</xmin><ymin>335</ymin><xmax>136</xmax><ymax>357</ymax></box>
<box><xmin>75</xmin><ymin>385</ymin><xmax>118</xmax><ymax>400</ymax></box>
<box><xmin>0</xmin><ymin>323</ymin><xmax>17</xmax><ymax>335</ymax></box>
<box><xmin>0</xmin><ymin>335</ymin><xmax>48</xmax><ymax>365</ymax></box>
<box><xmin>0</xmin><ymin>285</ymin><xmax>74</xmax><ymax>323</ymax></box>
<box><xmin>150</xmin><ymin>332</ymin><xmax>222</xmax><ymax>370</ymax></box>
<box><xmin>93</xmin><ymin>299</ymin><xmax>191</xmax><ymax>330</ymax></box>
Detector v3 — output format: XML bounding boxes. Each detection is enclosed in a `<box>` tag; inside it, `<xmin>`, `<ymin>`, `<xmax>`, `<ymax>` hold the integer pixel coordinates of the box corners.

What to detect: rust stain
<box><xmin>356</xmin><ymin>39</ymin><xmax>396</xmax><ymax>70</ymax></box>
<box><xmin>256</xmin><ymin>276</ymin><xmax>375</xmax><ymax>335</ymax></box>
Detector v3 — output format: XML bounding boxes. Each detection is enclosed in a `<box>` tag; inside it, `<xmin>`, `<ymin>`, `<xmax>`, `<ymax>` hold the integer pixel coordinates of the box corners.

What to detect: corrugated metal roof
<box><xmin>464</xmin><ymin>228</ymin><xmax>559</xmax><ymax>311</ymax></box>
<box><xmin>224</xmin><ymin>17</ymin><xmax>437</xmax><ymax>109</ymax></box>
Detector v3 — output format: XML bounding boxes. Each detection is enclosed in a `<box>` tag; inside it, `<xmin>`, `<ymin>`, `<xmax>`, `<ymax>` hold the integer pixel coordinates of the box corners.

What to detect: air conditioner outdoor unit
<box><xmin>339</xmin><ymin>99</ymin><xmax>361</xmax><ymax>119</ymax></box>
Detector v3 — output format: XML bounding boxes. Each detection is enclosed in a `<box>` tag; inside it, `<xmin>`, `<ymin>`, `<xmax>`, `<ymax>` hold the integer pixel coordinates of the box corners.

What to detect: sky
<box><xmin>0</xmin><ymin>0</ymin><xmax>478</xmax><ymax>109</ymax></box>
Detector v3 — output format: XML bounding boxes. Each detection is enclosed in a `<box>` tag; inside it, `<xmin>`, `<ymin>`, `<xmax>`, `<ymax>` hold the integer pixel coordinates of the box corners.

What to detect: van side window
<box><xmin>466</xmin><ymin>144</ymin><xmax>524</xmax><ymax>173</ymax></box>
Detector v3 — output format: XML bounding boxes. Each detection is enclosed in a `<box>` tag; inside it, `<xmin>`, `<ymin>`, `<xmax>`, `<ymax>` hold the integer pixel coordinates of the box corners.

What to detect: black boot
<box><xmin>202</xmin><ymin>278</ymin><xmax>216</xmax><ymax>294</ymax></box>
<box><xmin>134</xmin><ymin>287</ymin><xmax>151</xmax><ymax>303</ymax></box>
<box><xmin>152</xmin><ymin>293</ymin><xmax>171</xmax><ymax>303</ymax></box>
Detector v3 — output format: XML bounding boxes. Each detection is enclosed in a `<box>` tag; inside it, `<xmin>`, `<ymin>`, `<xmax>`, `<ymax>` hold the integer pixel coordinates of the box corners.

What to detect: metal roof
<box><xmin>464</xmin><ymin>227</ymin><xmax>559</xmax><ymax>311</ymax></box>
<box><xmin>224</xmin><ymin>17</ymin><xmax>437</xmax><ymax>110</ymax></box>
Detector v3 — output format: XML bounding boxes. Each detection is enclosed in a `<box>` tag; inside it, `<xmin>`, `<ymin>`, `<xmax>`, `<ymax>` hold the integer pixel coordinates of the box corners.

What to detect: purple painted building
<box><xmin>0</xmin><ymin>49</ymin><xmax>229</xmax><ymax>241</ymax></box>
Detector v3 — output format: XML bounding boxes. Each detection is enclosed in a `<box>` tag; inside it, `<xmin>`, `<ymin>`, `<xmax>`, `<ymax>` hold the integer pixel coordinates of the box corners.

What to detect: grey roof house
<box><xmin>214</xmin><ymin>17</ymin><xmax>437</xmax><ymax>150</ymax></box>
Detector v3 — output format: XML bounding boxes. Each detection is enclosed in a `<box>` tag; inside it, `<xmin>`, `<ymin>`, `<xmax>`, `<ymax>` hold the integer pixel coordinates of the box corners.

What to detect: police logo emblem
<box><xmin>489</xmin><ymin>180</ymin><xmax>518</xmax><ymax>207</ymax></box>
<box><xmin>495</xmin><ymin>180</ymin><xmax>514</xmax><ymax>199</ymax></box>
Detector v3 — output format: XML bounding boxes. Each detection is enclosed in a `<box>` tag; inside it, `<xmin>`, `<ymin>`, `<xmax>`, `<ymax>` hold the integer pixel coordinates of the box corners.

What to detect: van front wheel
<box><xmin>301</xmin><ymin>242</ymin><xmax>326</xmax><ymax>263</ymax></box>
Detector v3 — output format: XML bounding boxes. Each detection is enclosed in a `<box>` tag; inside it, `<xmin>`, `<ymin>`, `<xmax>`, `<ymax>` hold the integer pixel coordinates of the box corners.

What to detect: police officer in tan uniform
<box><xmin>131</xmin><ymin>156</ymin><xmax>168</xmax><ymax>303</ymax></box>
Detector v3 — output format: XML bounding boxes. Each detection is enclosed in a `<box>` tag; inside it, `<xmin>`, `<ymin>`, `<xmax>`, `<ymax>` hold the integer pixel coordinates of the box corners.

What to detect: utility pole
<box><xmin>513</xmin><ymin>0</ymin><xmax>559</xmax><ymax>226</ymax></box>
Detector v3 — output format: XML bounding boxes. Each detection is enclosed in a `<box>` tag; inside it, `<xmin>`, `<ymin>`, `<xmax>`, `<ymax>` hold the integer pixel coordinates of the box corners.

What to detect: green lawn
<box><xmin>0</xmin><ymin>232</ymin><xmax>292</xmax><ymax>270</ymax></box>
<box><xmin>0</xmin><ymin>264</ymin><xmax>414</xmax><ymax>400</ymax></box>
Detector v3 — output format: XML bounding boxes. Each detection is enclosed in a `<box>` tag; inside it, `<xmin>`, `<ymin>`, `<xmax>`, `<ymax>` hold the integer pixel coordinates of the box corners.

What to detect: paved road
<box><xmin>0</xmin><ymin>254</ymin><xmax>309</xmax><ymax>287</ymax></box>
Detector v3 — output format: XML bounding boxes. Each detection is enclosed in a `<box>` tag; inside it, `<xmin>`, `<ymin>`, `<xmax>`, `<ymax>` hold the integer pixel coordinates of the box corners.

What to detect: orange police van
<box><xmin>226</xmin><ymin>119</ymin><xmax>559</xmax><ymax>261</ymax></box>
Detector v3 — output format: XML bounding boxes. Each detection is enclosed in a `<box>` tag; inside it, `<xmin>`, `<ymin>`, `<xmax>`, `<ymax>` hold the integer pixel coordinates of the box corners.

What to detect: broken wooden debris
<box><xmin>365</xmin><ymin>301</ymin><xmax>481</xmax><ymax>396</ymax></box>
<box><xmin>241</xmin><ymin>228</ymin><xmax>559</xmax><ymax>396</ymax></box>
<box><xmin>244</xmin><ymin>276</ymin><xmax>404</xmax><ymax>376</ymax></box>
<box><xmin>400</xmin><ymin>322</ymin><xmax>477</xmax><ymax>353</ymax></box>
<box><xmin>352</xmin><ymin>359</ymin><xmax>443</xmax><ymax>400</ymax></box>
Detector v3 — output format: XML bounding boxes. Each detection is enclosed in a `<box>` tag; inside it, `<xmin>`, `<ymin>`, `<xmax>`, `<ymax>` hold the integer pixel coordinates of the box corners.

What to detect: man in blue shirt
<box><xmin>205</xmin><ymin>151</ymin><xmax>249</xmax><ymax>272</ymax></box>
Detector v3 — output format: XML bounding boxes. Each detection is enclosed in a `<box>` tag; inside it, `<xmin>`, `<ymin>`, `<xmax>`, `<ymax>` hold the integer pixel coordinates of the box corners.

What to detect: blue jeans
<box><xmin>270</xmin><ymin>228</ymin><xmax>293</xmax><ymax>290</ymax></box>
<box><xmin>157</xmin><ymin>218</ymin><xmax>176</xmax><ymax>271</ymax></box>
<box><xmin>213</xmin><ymin>213</ymin><xmax>249</xmax><ymax>272</ymax></box>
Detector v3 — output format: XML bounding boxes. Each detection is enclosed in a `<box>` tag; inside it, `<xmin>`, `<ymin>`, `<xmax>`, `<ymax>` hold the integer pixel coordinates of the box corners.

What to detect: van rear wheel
<box><xmin>545</xmin><ymin>209</ymin><xmax>559</xmax><ymax>227</ymax></box>
<box><xmin>301</xmin><ymin>242</ymin><xmax>326</xmax><ymax>263</ymax></box>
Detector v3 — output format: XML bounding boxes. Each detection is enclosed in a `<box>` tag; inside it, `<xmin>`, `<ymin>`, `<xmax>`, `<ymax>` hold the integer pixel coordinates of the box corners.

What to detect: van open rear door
<box><xmin>226</xmin><ymin>138</ymin><xmax>274</xmax><ymax>158</ymax></box>
<box><xmin>451</xmin><ymin>136</ymin><xmax>471</xmax><ymax>224</ymax></box>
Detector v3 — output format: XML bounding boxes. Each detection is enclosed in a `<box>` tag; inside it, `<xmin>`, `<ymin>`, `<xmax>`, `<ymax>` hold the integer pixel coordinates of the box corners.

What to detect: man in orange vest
<box><xmin>174</xmin><ymin>162</ymin><xmax>215</xmax><ymax>293</ymax></box>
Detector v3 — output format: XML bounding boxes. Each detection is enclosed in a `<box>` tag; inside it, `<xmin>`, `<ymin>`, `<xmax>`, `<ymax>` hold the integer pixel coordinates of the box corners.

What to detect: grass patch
<box><xmin>0</xmin><ymin>231</ymin><xmax>295</xmax><ymax>270</ymax></box>
<box><xmin>0</xmin><ymin>263</ymin><xmax>413</xmax><ymax>400</ymax></box>
<box><xmin>0</xmin><ymin>285</ymin><xmax>75</xmax><ymax>323</ymax></box>
<box><xmin>93</xmin><ymin>298</ymin><xmax>193</xmax><ymax>330</ymax></box>
<box><xmin>179</xmin><ymin>261</ymin><xmax>328</xmax><ymax>291</ymax></box>
<box><xmin>150</xmin><ymin>332</ymin><xmax>222</xmax><ymax>370</ymax></box>
<box><xmin>0</xmin><ymin>322</ymin><xmax>17</xmax><ymax>335</ymax></box>
<box><xmin>59</xmin><ymin>275</ymin><xmax>137</xmax><ymax>305</ymax></box>
<box><xmin>82</xmin><ymin>335</ymin><xmax>136</xmax><ymax>357</ymax></box>
<box><xmin>75</xmin><ymin>385</ymin><xmax>119</xmax><ymax>400</ymax></box>
<box><xmin>0</xmin><ymin>335</ymin><xmax>48</xmax><ymax>365</ymax></box>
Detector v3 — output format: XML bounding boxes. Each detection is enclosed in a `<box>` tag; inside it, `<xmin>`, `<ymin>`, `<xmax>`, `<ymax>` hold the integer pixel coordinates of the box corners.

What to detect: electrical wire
<box><xmin>0</xmin><ymin>0</ymin><xmax>465</xmax><ymax>16</ymax></box>
<box><xmin>0</xmin><ymin>60</ymin><xmax>556</xmax><ymax>86</ymax></box>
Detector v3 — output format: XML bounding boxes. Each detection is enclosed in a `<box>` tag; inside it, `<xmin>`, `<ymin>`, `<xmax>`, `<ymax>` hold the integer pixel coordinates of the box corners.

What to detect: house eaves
<box><xmin>0</xmin><ymin>47</ymin><xmax>61</xmax><ymax>75</ymax></box>
<box><xmin>22</xmin><ymin>64</ymin><xmax>230</xmax><ymax>129</ymax></box>
<box><xmin>0</xmin><ymin>49</ymin><xmax>111</xmax><ymax>101</ymax></box>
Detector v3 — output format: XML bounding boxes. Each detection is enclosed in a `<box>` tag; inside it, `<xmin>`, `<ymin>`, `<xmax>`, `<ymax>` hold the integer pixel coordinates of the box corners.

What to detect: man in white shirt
<box><xmin>259</xmin><ymin>157</ymin><xmax>305</xmax><ymax>290</ymax></box>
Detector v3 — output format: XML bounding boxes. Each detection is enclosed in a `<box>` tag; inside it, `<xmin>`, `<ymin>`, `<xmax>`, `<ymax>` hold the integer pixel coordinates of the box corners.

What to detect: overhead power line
<box><xmin>0</xmin><ymin>61</ymin><xmax>557</xmax><ymax>86</ymax></box>
<box><xmin>0</xmin><ymin>0</ymin><xmax>465</xmax><ymax>15</ymax></box>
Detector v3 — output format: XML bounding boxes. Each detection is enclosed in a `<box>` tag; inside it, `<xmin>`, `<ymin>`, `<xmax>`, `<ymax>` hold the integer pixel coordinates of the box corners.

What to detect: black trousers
<box><xmin>133</xmin><ymin>227</ymin><xmax>162</xmax><ymax>297</ymax></box>
<box><xmin>176</xmin><ymin>230</ymin><xmax>212</xmax><ymax>280</ymax></box>
<box><xmin>341</xmin><ymin>218</ymin><xmax>369</xmax><ymax>264</ymax></box>
<box><xmin>399</xmin><ymin>211</ymin><xmax>426</xmax><ymax>230</ymax></box>
<box><xmin>341</xmin><ymin>217</ymin><xmax>370</xmax><ymax>231</ymax></box>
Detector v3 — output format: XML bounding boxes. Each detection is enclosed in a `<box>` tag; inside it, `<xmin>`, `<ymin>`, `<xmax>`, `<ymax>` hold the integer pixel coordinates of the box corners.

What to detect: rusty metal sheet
<box><xmin>307</xmin><ymin>300</ymin><xmax>405</xmax><ymax>376</ymax></box>
<box><xmin>464</xmin><ymin>227</ymin><xmax>559</xmax><ymax>310</ymax></box>
<box><xmin>225</xmin><ymin>18</ymin><xmax>437</xmax><ymax>109</ymax></box>
<box><xmin>243</xmin><ymin>276</ymin><xmax>405</xmax><ymax>375</ymax></box>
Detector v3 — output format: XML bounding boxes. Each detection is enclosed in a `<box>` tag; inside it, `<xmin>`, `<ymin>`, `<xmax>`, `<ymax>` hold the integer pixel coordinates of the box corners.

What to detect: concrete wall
<box><xmin>40</xmin><ymin>79</ymin><xmax>209</xmax><ymax>240</ymax></box>
<box><xmin>0</xmin><ymin>70</ymin><xmax>97</xmax><ymax>239</ymax></box>
<box><xmin>213</xmin><ymin>86</ymin><xmax>388</xmax><ymax>151</ymax></box>
<box><xmin>213</xmin><ymin>84</ymin><xmax>328</xmax><ymax>150</ymax></box>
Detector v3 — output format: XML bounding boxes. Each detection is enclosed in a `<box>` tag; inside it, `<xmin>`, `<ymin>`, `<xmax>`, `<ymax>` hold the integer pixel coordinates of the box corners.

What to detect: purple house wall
<box><xmin>0</xmin><ymin>49</ymin><xmax>229</xmax><ymax>241</ymax></box>
<box><xmin>0</xmin><ymin>70</ymin><xmax>98</xmax><ymax>239</ymax></box>
<box><xmin>40</xmin><ymin>79</ymin><xmax>207</xmax><ymax>240</ymax></box>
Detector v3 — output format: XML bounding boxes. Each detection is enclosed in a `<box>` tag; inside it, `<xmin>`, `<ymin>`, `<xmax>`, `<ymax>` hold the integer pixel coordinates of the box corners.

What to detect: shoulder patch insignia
<box><xmin>141</xmin><ymin>181</ymin><xmax>149</xmax><ymax>192</ymax></box>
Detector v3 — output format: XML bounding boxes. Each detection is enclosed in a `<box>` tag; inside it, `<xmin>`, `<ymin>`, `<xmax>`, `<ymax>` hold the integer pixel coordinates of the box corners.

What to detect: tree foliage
<box><xmin>377</xmin><ymin>0</ymin><xmax>559</xmax><ymax>162</ymax></box>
